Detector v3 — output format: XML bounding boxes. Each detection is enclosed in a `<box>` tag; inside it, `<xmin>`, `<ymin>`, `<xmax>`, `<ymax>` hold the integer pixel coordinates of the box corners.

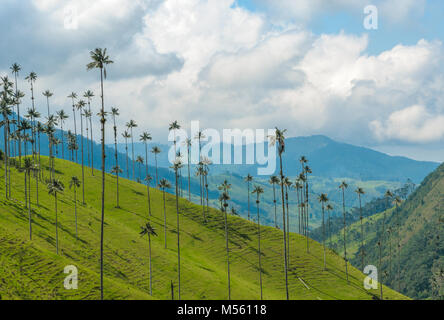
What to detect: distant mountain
<box><xmin>314</xmin><ymin>163</ymin><xmax>444</xmax><ymax>299</ymax></box>
<box><xmin>115</xmin><ymin>135</ymin><xmax>439</xmax><ymax>183</ymax></box>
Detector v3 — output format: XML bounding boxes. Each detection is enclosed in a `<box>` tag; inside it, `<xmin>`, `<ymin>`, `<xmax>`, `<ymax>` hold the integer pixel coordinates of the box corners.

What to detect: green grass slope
<box><xmin>0</xmin><ymin>156</ymin><xmax>407</xmax><ymax>300</ymax></box>
<box><xmin>327</xmin><ymin>164</ymin><xmax>444</xmax><ymax>299</ymax></box>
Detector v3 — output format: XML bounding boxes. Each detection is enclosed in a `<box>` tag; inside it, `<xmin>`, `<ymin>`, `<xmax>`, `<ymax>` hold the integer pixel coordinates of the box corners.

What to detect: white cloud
<box><xmin>370</xmin><ymin>105</ymin><xmax>444</xmax><ymax>143</ymax></box>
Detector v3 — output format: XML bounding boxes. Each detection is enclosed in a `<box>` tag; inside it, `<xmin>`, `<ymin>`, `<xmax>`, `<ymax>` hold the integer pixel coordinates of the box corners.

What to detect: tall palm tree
<box><xmin>122</xmin><ymin>131</ymin><xmax>131</xmax><ymax>179</ymax></box>
<box><xmin>377</xmin><ymin>240</ymin><xmax>383</xmax><ymax>300</ymax></box>
<box><xmin>269</xmin><ymin>127</ymin><xmax>289</xmax><ymax>300</ymax></box>
<box><xmin>136</xmin><ymin>156</ymin><xmax>144</xmax><ymax>182</ymax></box>
<box><xmin>47</xmin><ymin>179</ymin><xmax>65</xmax><ymax>255</ymax></box>
<box><xmin>283</xmin><ymin>176</ymin><xmax>292</xmax><ymax>262</ymax></box>
<box><xmin>0</xmin><ymin>83</ymin><xmax>13</xmax><ymax>199</ymax></box>
<box><xmin>339</xmin><ymin>181</ymin><xmax>349</xmax><ymax>282</ymax></box>
<box><xmin>23</xmin><ymin>158</ymin><xmax>34</xmax><ymax>240</ymax></box>
<box><xmin>83</xmin><ymin>90</ymin><xmax>95</xmax><ymax>174</ymax></box>
<box><xmin>111</xmin><ymin>107</ymin><xmax>120</xmax><ymax>175</ymax></box>
<box><xmin>87</xmin><ymin>47</ymin><xmax>113</xmax><ymax>300</ymax></box>
<box><xmin>77</xmin><ymin>100</ymin><xmax>87</xmax><ymax>204</ymax></box>
<box><xmin>326</xmin><ymin>203</ymin><xmax>334</xmax><ymax>248</ymax></box>
<box><xmin>183</xmin><ymin>138</ymin><xmax>192</xmax><ymax>201</ymax></box>
<box><xmin>218</xmin><ymin>180</ymin><xmax>232</xmax><ymax>300</ymax></box>
<box><xmin>304</xmin><ymin>165</ymin><xmax>312</xmax><ymax>252</ymax></box>
<box><xmin>67</xmin><ymin>92</ymin><xmax>78</xmax><ymax>163</ymax></box>
<box><xmin>355</xmin><ymin>187</ymin><xmax>366</xmax><ymax>271</ymax></box>
<box><xmin>294</xmin><ymin>179</ymin><xmax>303</xmax><ymax>234</ymax></box>
<box><xmin>126</xmin><ymin>119</ymin><xmax>137</xmax><ymax>180</ymax></box>
<box><xmin>393</xmin><ymin>196</ymin><xmax>403</xmax><ymax>293</ymax></box>
<box><xmin>10</xmin><ymin>63</ymin><xmax>21</xmax><ymax>165</ymax></box>
<box><xmin>25</xmin><ymin>72</ymin><xmax>37</xmax><ymax>112</ymax></box>
<box><xmin>169</xmin><ymin>121</ymin><xmax>181</xmax><ymax>152</ymax></box>
<box><xmin>158</xmin><ymin>178</ymin><xmax>171</xmax><ymax>249</ymax></box>
<box><xmin>42</xmin><ymin>90</ymin><xmax>53</xmax><ymax>117</ymax></box>
<box><xmin>56</xmin><ymin>110</ymin><xmax>69</xmax><ymax>159</ymax></box>
<box><xmin>84</xmin><ymin>109</ymin><xmax>92</xmax><ymax>167</ymax></box>
<box><xmin>171</xmin><ymin>159</ymin><xmax>183</xmax><ymax>300</ymax></box>
<box><xmin>111</xmin><ymin>165</ymin><xmax>123</xmax><ymax>208</ymax></box>
<box><xmin>36</xmin><ymin>122</ymin><xmax>45</xmax><ymax>180</ymax></box>
<box><xmin>269</xmin><ymin>176</ymin><xmax>279</xmax><ymax>228</ymax></box>
<box><xmin>318</xmin><ymin>193</ymin><xmax>329</xmax><ymax>270</ymax></box>
<box><xmin>252</xmin><ymin>185</ymin><xmax>264</xmax><ymax>300</ymax></box>
<box><xmin>244</xmin><ymin>174</ymin><xmax>253</xmax><ymax>221</ymax></box>
<box><xmin>383</xmin><ymin>190</ymin><xmax>394</xmax><ymax>245</ymax></box>
<box><xmin>69</xmin><ymin>176</ymin><xmax>81</xmax><ymax>239</ymax></box>
<box><xmin>140</xmin><ymin>222</ymin><xmax>157</xmax><ymax>295</ymax></box>
<box><xmin>140</xmin><ymin>132</ymin><xmax>152</xmax><ymax>215</ymax></box>
<box><xmin>151</xmin><ymin>146</ymin><xmax>161</xmax><ymax>186</ymax></box>
<box><xmin>144</xmin><ymin>174</ymin><xmax>153</xmax><ymax>216</ymax></box>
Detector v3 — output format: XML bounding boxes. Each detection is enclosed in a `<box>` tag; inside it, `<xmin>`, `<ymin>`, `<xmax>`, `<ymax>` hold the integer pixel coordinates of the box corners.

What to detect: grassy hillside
<box><xmin>325</xmin><ymin>164</ymin><xmax>444</xmax><ymax>299</ymax></box>
<box><xmin>0</xmin><ymin>156</ymin><xmax>407</xmax><ymax>300</ymax></box>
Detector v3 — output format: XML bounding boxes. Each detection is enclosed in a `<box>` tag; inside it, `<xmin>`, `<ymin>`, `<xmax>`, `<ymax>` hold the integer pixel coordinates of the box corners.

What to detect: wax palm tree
<box><xmin>140</xmin><ymin>222</ymin><xmax>158</xmax><ymax>295</ymax></box>
<box><xmin>244</xmin><ymin>174</ymin><xmax>253</xmax><ymax>221</ymax></box>
<box><xmin>77</xmin><ymin>100</ymin><xmax>87</xmax><ymax>204</ymax></box>
<box><xmin>268</xmin><ymin>127</ymin><xmax>289</xmax><ymax>300</ymax></box>
<box><xmin>22</xmin><ymin>158</ymin><xmax>34</xmax><ymax>240</ymax></box>
<box><xmin>151</xmin><ymin>146</ymin><xmax>161</xmax><ymax>186</ymax></box>
<box><xmin>283</xmin><ymin>176</ymin><xmax>292</xmax><ymax>262</ymax></box>
<box><xmin>136</xmin><ymin>156</ymin><xmax>144</xmax><ymax>182</ymax></box>
<box><xmin>111</xmin><ymin>165</ymin><xmax>123</xmax><ymax>208</ymax></box>
<box><xmin>84</xmin><ymin>109</ymin><xmax>92</xmax><ymax>166</ymax></box>
<box><xmin>69</xmin><ymin>176</ymin><xmax>81</xmax><ymax>239</ymax></box>
<box><xmin>47</xmin><ymin>179</ymin><xmax>65</xmax><ymax>255</ymax></box>
<box><xmin>144</xmin><ymin>174</ymin><xmax>153</xmax><ymax>216</ymax></box>
<box><xmin>25</xmin><ymin>72</ymin><xmax>37</xmax><ymax>113</ymax></box>
<box><xmin>67</xmin><ymin>92</ymin><xmax>78</xmax><ymax>163</ymax></box>
<box><xmin>355</xmin><ymin>187</ymin><xmax>366</xmax><ymax>271</ymax></box>
<box><xmin>140</xmin><ymin>132</ymin><xmax>152</xmax><ymax>214</ymax></box>
<box><xmin>158</xmin><ymin>178</ymin><xmax>171</xmax><ymax>249</ymax></box>
<box><xmin>377</xmin><ymin>240</ymin><xmax>383</xmax><ymax>299</ymax></box>
<box><xmin>169</xmin><ymin>121</ymin><xmax>181</xmax><ymax>153</ymax></box>
<box><xmin>393</xmin><ymin>196</ymin><xmax>403</xmax><ymax>292</ymax></box>
<box><xmin>56</xmin><ymin>110</ymin><xmax>69</xmax><ymax>159</ymax></box>
<box><xmin>86</xmin><ymin>47</ymin><xmax>113</xmax><ymax>300</ymax></box>
<box><xmin>294</xmin><ymin>179</ymin><xmax>303</xmax><ymax>234</ymax></box>
<box><xmin>201</xmin><ymin>157</ymin><xmax>212</xmax><ymax>219</ymax></box>
<box><xmin>183</xmin><ymin>138</ymin><xmax>192</xmax><ymax>201</ymax></box>
<box><xmin>171</xmin><ymin>159</ymin><xmax>183</xmax><ymax>299</ymax></box>
<box><xmin>0</xmin><ymin>89</ymin><xmax>13</xmax><ymax>198</ymax></box>
<box><xmin>218</xmin><ymin>180</ymin><xmax>232</xmax><ymax>300</ymax></box>
<box><xmin>318</xmin><ymin>193</ymin><xmax>329</xmax><ymax>270</ymax></box>
<box><xmin>42</xmin><ymin>90</ymin><xmax>53</xmax><ymax>117</ymax></box>
<box><xmin>122</xmin><ymin>131</ymin><xmax>131</xmax><ymax>178</ymax></box>
<box><xmin>383</xmin><ymin>190</ymin><xmax>394</xmax><ymax>244</ymax></box>
<box><xmin>111</xmin><ymin>107</ymin><xmax>120</xmax><ymax>177</ymax></box>
<box><xmin>304</xmin><ymin>165</ymin><xmax>312</xmax><ymax>252</ymax></box>
<box><xmin>339</xmin><ymin>181</ymin><xmax>349</xmax><ymax>282</ymax></box>
<box><xmin>269</xmin><ymin>175</ymin><xmax>279</xmax><ymax>228</ymax></box>
<box><xmin>126</xmin><ymin>119</ymin><xmax>137</xmax><ymax>180</ymax></box>
<box><xmin>252</xmin><ymin>185</ymin><xmax>264</xmax><ymax>299</ymax></box>
<box><xmin>10</xmin><ymin>63</ymin><xmax>21</xmax><ymax>164</ymax></box>
<box><xmin>326</xmin><ymin>203</ymin><xmax>334</xmax><ymax>248</ymax></box>
<box><xmin>83</xmin><ymin>90</ymin><xmax>95</xmax><ymax>174</ymax></box>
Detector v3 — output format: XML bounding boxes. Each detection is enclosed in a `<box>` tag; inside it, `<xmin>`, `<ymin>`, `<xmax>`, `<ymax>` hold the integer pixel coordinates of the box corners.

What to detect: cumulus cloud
<box><xmin>370</xmin><ymin>105</ymin><xmax>444</xmax><ymax>143</ymax></box>
<box><xmin>1</xmin><ymin>0</ymin><xmax>443</xmax><ymax>153</ymax></box>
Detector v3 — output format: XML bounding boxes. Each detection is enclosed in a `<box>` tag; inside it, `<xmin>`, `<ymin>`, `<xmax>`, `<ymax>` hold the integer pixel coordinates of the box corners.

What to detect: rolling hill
<box><xmin>0</xmin><ymin>156</ymin><xmax>407</xmax><ymax>300</ymax></box>
<box><xmin>317</xmin><ymin>163</ymin><xmax>444</xmax><ymax>299</ymax></box>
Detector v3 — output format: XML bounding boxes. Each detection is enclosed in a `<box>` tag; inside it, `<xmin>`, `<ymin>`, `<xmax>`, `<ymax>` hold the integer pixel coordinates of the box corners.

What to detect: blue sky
<box><xmin>1</xmin><ymin>0</ymin><xmax>444</xmax><ymax>162</ymax></box>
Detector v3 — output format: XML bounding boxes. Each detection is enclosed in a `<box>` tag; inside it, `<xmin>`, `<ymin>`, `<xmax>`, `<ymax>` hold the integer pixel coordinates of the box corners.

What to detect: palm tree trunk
<box><xmin>80</xmin><ymin>112</ymin><xmax>85</xmax><ymax>204</ymax></box>
<box><xmin>187</xmin><ymin>146</ymin><xmax>191</xmax><ymax>201</ymax></box>
<box><xmin>131</xmin><ymin>128</ymin><xmax>135</xmax><ymax>180</ymax></box>
<box><xmin>379</xmin><ymin>243</ymin><xmax>383</xmax><ymax>299</ymax></box>
<box><xmin>175</xmin><ymin>169</ymin><xmax>181</xmax><ymax>300</ymax></box>
<box><xmin>114</xmin><ymin>123</ymin><xmax>119</xmax><ymax>207</ymax></box>
<box><xmin>55</xmin><ymin>192</ymin><xmax>59</xmax><ymax>255</ymax></box>
<box><xmin>163</xmin><ymin>189</ymin><xmax>167</xmax><ymax>249</ymax></box>
<box><xmin>154</xmin><ymin>155</ymin><xmax>158</xmax><ymax>186</ymax></box>
<box><xmin>273</xmin><ymin>184</ymin><xmax>277</xmax><ymax>228</ymax></box>
<box><xmin>72</xmin><ymin>104</ymin><xmax>78</xmax><ymax>164</ymax></box>
<box><xmin>278</xmin><ymin>155</ymin><xmax>289</xmax><ymax>300</ymax></box>
<box><xmin>257</xmin><ymin>198</ymin><xmax>263</xmax><ymax>300</ymax></box>
<box><xmin>4</xmin><ymin>123</ymin><xmax>8</xmax><ymax>199</ymax></box>
<box><xmin>359</xmin><ymin>194</ymin><xmax>364</xmax><ymax>271</ymax></box>
<box><xmin>26</xmin><ymin>172</ymin><xmax>32</xmax><ymax>240</ymax></box>
<box><xmin>74</xmin><ymin>187</ymin><xmax>78</xmax><ymax>239</ymax></box>
<box><xmin>125</xmin><ymin>139</ymin><xmax>129</xmax><ymax>179</ymax></box>
<box><xmin>285</xmin><ymin>186</ymin><xmax>290</xmax><ymax>265</ymax></box>
<box><xmin>342</xmin><ymin>189</ymin><xmax>349</xmax><ymax>283</ymax></box>
<box><xmin>148</xmin><ymin>233</ymin><xmax>152</xmax><ymax>295</ymax></box>
<box><xmin>99</xmin><ymin>67</ymin><xmax>106</xmax><ymax>300</ymax></box>
<box><xmin>88</xmin><ymin>101</ymin><xmax>94</xmax><ymax>175</ymax></box>
<box><xmin>223</xmin><ymin>202</ymin><xmax>231</xmax><ymax>300</ymax></box>
<box><xmin>247</xmin><ymin>181</ymin><xmax>250</xmax><ymax>221</ymax></box>
<box><xmin>322</xmin><ymin>204</ymin><xmax>326</xmax><ymax>270</ymax></box>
